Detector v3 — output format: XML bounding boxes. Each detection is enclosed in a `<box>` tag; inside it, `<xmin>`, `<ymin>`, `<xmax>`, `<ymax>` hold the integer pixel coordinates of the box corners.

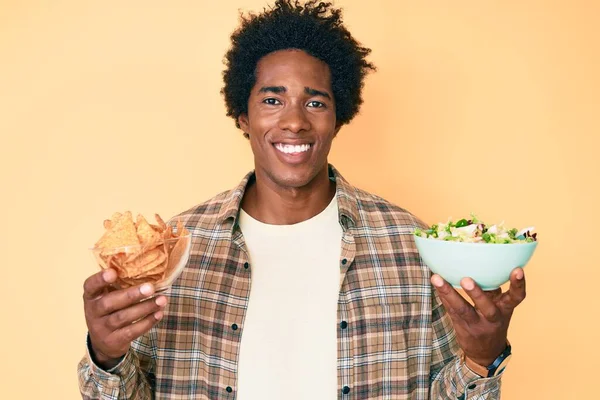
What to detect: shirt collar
<box><xmin>217</xmin><ymin>164</ymin><xmax>360</xmax><ymax>231</ymax></box>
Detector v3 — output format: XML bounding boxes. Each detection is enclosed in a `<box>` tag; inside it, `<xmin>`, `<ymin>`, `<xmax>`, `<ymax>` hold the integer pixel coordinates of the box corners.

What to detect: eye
<box><xmin>307</xmin><ymin>101</ymin><xmax>325</xmax><ymax>108</ymax></box>
<box><xmin>262</xmin><ymin>98</ymin><xmax>281</xmax><ymax>105</ymax></box>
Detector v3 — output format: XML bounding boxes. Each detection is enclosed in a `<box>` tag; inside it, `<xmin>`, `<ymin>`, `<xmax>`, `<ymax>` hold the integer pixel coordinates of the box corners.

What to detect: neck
<box><xmin>241</xmin><ymin>166</ymin><xmax>336</xmax><ymax>225</ymax></box>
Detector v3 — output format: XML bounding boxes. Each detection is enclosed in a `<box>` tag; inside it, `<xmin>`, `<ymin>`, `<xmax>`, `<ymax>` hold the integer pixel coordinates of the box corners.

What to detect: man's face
<box><xmin>238</xmin><ymin>49</ymin><xmax>339</xmax><ymax>191</ymax></box>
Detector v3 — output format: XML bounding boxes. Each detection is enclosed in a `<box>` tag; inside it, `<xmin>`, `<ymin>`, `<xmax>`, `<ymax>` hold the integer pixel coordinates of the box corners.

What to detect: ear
<box><xmin>238</xmin><ymin>113</ymin><xmax>250</xmax><ymax>134</ymax></box>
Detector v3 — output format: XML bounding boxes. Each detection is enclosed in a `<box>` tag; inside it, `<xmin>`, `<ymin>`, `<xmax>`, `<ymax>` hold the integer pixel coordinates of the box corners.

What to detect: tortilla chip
<box><xmin>163</xmin><ymin>225</ymin><xmax>173</xmax><ymax>240</ymax></box>
<box><xmin>108</xmin><ymin>255</ymin><xmax>128</xmax><ymax>276</ymax></box>
<box><xmin>109</xmin><ymin>212</ymin><xmax>122</xmax><ymax>224</ymax></box>
<box><xmin>136</xmin><ymin>214</ymin><xmax>162</xmax><ymax>245</ymax></box>
<box><xmin>175</xmin><ymin>219</ymin><xmax>189</xmax><ymax>237</ymax></box>
<box><xmin>164</xmin><ymin>234</ymin><xmax>190</xmax><ymax>277</ymax></box>
<box><xmin>94</xmin><ymin>211</ymin><xmax>189</xmax><ymax>289</ymax></box>
<box><xmin>95</xmin><ymin>211</ymin><xmax>140</xmax><ymax>255</ymax></box>
<box><xmin>123</xmin><ymin>248</ymin><xmax>167</xmax><ymax>277</ymax></box>
<box><xmin>136</xmin><ymin>260</ymin><xmax>168</xmax><ymax>278</ymax></box>
<box><xmin>155</xmin><ymin>213</ymin><xmax>167</xmax><ymax>231</ymax></box>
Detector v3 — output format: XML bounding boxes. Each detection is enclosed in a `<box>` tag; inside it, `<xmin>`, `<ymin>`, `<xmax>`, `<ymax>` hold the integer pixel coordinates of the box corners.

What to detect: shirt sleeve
<box><xmin>428</xmin><ymin>290</ymin><xmax>504</xmax><ymax>400</ymax></box>
<box><xmin>77</xmin><ymin>333</ymin><xmax>155</xmax><ymax>400</ymax></box>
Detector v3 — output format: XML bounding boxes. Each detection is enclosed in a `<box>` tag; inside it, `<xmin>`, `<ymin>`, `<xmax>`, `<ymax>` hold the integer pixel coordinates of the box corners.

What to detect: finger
<box><xmin>485</xmin><ymin>288</ymin><xmax>503</xmax><ymax>302</ymax></box>
<box><xmin>113</xmin><ymin>309</ymin><xmax>165</xmax><ymax>344</ymax></box>
<box><xmin>105</xmin><ymin>295</ymin><xmax>168</xmax><ymax>330</ymax></box>
<box><xmin>499</xmin><ymin>268</ymin><xmax>526</xmax><ymax>310</ymax></box>
<box><xmin>83</xmin><ymin>269</ymin><xmax>117</xmax><ymax>300</ymax></box>
<box><xmin>431</xmin><ymin>274</ymin><xmax>479</xmax><ymax>324</ymax></box>
<box><xmin>93</xmin><ymin>283</ymin><xmax>156</xmax><ymax>318</ymax></box>
<box><xmin>460</xmin><ymin>278</ymin><xmax>502</xmax><ymax>322</ymax></box>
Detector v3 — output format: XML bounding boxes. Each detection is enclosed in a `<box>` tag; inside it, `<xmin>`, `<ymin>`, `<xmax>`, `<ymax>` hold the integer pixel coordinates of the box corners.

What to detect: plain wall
<box><xmin>1</xmin><ymin>1</ymin><xmax>598</xmax><ymax>398</ymax></box>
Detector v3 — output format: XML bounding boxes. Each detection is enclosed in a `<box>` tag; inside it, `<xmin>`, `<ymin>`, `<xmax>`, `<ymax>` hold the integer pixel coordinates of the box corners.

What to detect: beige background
<box><xmin>1</xmin><ymin>0</ymin><xmax>598</xmax><ymax>398</ymax></box>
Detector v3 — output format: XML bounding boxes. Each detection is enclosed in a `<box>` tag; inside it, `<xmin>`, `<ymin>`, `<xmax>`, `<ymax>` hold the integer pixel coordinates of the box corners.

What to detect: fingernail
<box><xmin>140</xmin><ymin>284</ymin><xmax>153</xmax><ymax>296</ymax></box>
<box><xmin>431</xmin><ymin>275</ymin><xmax>444</xmax><ymax>287</ymax></box>
<box><xmin>102</xmin><ymin>269</ymin><xmax>115</xmax><ymax>282</ymax></box>
<box><xmin>155</xmin><ymin>296</ymin><xmax>167</xmax><ymax>307</ymax></box>
<box><xmin>516</xmin><ymin>269</ymin><xmax>524</xmax><ymax>280</ymax></box>
<box><xmin>154</xmin><ymin>311</ymin><xmax>164</xmax><ymax>320</ymax></box>
<box><xmin>462</xmin><ymin>279</ymin><xmax>475</xmax><ymax>291</ymax></box>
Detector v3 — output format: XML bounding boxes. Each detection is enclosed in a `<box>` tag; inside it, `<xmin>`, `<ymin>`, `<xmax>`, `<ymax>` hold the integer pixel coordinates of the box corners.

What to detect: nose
<box><xmin>278</xmin><ymin>103</ymin><xmax>311</xmax><ymax>134</ymax></box>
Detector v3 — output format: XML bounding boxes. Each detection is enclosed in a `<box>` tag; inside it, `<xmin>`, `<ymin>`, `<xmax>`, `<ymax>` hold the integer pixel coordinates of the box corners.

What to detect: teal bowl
<box><xmin>414</xmin><ymin>235</ymin><xmax>538</xmax><ymax>290</ymax></box>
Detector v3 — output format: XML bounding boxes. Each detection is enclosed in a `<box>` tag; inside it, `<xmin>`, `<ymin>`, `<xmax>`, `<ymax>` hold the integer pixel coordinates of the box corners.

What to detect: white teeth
<box><xmin>275</xmin><ymin>143</ymin><xmax>311</xmax><ymax>154</ymax></box>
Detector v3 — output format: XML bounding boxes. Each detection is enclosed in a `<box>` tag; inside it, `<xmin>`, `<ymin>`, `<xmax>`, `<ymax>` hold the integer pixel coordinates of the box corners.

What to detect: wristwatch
<box><xmin>464</xmin><ymin>342</ymin><xmax>512</xmax><ymax>378</ymax></box>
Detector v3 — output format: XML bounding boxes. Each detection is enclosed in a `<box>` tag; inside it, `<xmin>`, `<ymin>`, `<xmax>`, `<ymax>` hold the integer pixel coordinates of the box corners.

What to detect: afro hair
<box><xmin>221</xmin><ymin>0</ymin><xmax>376</xmax><ymax>133</ymax></box>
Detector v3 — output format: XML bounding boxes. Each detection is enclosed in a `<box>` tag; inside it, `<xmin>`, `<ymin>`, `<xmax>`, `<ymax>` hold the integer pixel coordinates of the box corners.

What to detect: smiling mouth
<box><xmin>273</xmin><ymin>143</ymin><xmax>313</xmax><ymax>155</ymax></box>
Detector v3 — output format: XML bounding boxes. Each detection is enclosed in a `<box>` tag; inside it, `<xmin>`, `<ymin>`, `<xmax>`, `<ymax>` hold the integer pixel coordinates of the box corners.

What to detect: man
<box><xmin>79</xmin><ymin>1</ymin><xmax>525</xmax><ymax>399</ymax></box>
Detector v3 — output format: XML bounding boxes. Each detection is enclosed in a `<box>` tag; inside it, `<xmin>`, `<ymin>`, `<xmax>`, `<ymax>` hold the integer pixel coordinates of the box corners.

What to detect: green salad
<box><xmin>414</xmin><ymin>215</ymin><xmax>537</xmax><ymax>244</ymax></box>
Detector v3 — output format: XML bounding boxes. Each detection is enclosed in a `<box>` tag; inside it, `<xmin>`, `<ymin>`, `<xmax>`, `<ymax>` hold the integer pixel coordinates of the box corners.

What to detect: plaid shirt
<box><xmin>78</xmin><ymin>165</ymin><xmax>503</xmax><ymax>399</ymax></box>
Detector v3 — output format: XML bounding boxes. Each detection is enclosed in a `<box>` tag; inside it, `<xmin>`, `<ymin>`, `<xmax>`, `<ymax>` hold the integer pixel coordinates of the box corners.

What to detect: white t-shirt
<box><xmin>236</xmin><ymin>196</ymin><xmax>342</xmax><ymax>399</ymax></box>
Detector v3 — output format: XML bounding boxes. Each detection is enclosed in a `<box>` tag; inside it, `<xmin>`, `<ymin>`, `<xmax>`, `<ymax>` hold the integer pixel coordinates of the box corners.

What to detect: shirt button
<box><xmin>231</xmin><ymin>324</ymin><xmax>238</xmax><ymax>331</ymax></box>
<box><xmin>468</xmin><ymin>384</ymin><xmax>477</xmax><ymax>390</ymax></box>
<box><xmin>342</xmin><ymin>386</ymin><xmax>350</xmax><ymax>395</ymax></box>
<box><xmin>341</xmin><ymin>258</ymin><xmax>347</xmax><ymax>265</ymax></box>
<box><xmin>244</xmin><ymin>262</ymin><xmax>249</xmax><ymax>269</ymax></box>
<box><xmin>340</xmin><ymin>321</ymin><xmax>348</xmax><ymax>329</ymax></box>
<box><xmin>226</xmin><ymin>386</ymin><xmax>233</xmax><ymax>393</ymax></box>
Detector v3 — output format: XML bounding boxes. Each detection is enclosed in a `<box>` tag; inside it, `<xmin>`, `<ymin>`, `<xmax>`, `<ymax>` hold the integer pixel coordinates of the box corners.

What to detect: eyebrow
<box><xmin>258</xmin><ymin>86</ymin><xmax>331</xmax><ymax>100</ymax></box>
<box><xmin>258</xmin><ymin>86</ymin><xmax>286</xmax><ymax>94</ymax></box>
<box><xmin>304</xmin><ymin>87</ymin><xmax>331</xmax><ymax>99</ymax></box>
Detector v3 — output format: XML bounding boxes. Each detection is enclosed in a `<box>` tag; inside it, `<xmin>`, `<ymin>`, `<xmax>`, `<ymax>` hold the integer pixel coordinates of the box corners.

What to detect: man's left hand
<box><xmin>431</xmin><ymin>267</ymin><xmax>526</xmax><ymax>366</ymax></box>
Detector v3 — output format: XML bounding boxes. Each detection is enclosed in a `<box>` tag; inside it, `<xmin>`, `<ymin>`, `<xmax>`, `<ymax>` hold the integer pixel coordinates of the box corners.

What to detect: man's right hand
<box><xmin>83</xmin><ymin>268</ymin><xmax>167</xmax><ymax>370</ymax></box>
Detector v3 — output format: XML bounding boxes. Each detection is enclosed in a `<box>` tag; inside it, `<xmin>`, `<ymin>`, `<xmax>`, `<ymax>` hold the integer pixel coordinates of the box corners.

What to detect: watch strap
<box><xmin>463</xmin><ymin>342</ymin><xmax>512</xmax><ymax>378</ymax></box>
<box><xmin>465</xmin><ymin>356</ymin><xmax>492</xmax><ymax>377</ymax></box>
